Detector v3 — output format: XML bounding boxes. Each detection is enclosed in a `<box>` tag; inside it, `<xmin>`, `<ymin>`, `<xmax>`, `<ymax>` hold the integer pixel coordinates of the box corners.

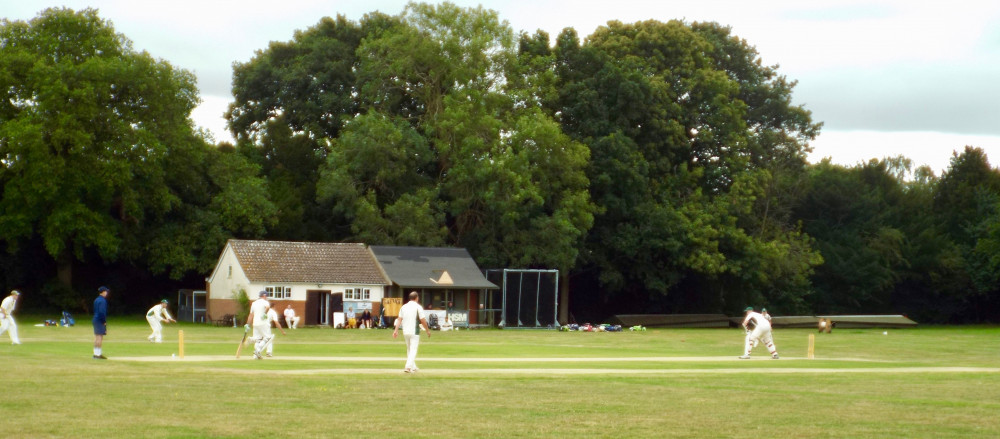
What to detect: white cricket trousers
<box><xmin>253</xmin><ymin>323</ymin><xmax>273</xmax><ymax>355</ymax></box>
<box><xmin>266</xmin><ymin>329</ymin><xmax>277</xmax><ymax>355</ymax></box>
<box><xmin>0</xmin><ymin>315</ymin><xmax>19</xmax><ymax>344</ymax></box>
<box><xmin>744</xmin><ymin>322</ymin><xmax>777</xmax><ymax>357</ymax></box>
<box><xmin>404</xmin><ymin>333</ymin><xmax>421</xmax><ymax>370</ymax></box>
<box><xmin>147</xmin><ymin>316</ymin><xmax>164</xmax><ymax>342</ymax></box>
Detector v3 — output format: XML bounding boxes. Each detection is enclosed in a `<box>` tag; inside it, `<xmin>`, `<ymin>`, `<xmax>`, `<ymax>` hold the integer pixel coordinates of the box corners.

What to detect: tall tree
<box><xmin>791</xmin><ymin>151</ymin><xmax>1000</xmax><ymax>323</ymax></box>
<box><xmin>794</xmin><ymin>160</ymin><xmax>909</xmax><ymax>313</ymax></box>
<box><xmin>317</xmin><ymin>112</ymin><xmax>444</xmax><ymax>245</ymax></box>
<box><xmin>0</xmin><ymin>9</ymin><xmax>275</xmax><ymax>308</ymax></box>
<box><xmin>318</xmin><ymin>2</ymin><xmax>595</xmax><ymax>271</ymax></box>
<box><xmin>141</xmin><ymin>141</ymin><xmax>276</xmax><ymax>280</ymax></box>
<box><xmin>933</xmin><ymin>147</ymin><xmax>1000</xmax><ymax>321</ymax></box>
<box><xmin>0</xmin><ymin>8</ymin><xmax>197</xmax><ymax>289</ymax></box>
<box><xmin>228</xmin><ymin>14</ymin><xmax>371</xmax><ymax>142</ymax></box>
<box><xmin>539</xmin><ymin>20</ymin><xmax>821</xmax><ymax>317</ymax></box>
<box><xmin>935</xmin><ymin>147</ymin><xmax>1000</xmax><ymax>243</ymax></box>
<box><xmin>227</xmin><ymin>14</ymin><xmax>382</xmax><ymax>241</ymax></box>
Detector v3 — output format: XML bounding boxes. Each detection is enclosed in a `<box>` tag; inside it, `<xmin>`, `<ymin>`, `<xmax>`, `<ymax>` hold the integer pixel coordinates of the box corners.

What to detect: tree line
<box><xmin>1</xmin><ymin>5</ymin><xmax>997</xmax><ymax>322</ymax></box>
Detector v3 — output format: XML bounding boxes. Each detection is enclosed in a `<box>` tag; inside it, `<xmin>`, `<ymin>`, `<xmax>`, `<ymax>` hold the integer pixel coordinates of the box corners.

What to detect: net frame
<box><xmin>493</xmin><ymin>268</ymin><xmax>560</xmax><ymax>328</ymax></box>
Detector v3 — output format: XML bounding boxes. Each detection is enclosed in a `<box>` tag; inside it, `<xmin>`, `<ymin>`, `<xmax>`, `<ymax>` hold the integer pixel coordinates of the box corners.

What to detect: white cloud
<box><xmin>190</xmin><ymin>95</ymin><xmax>234</xmax><ymax>144</ymax></box>
<box><xmin>750</xmin><ymin>2</ymin><xmax>1000</xmax><ymax>72</ymax></box>
<box><xmin>797</xmin><ymin>61</ymin><xmax>1000</xmax><ymax>135</ymax></box>
<box><xmin>809</xmin><ymin>130</ymin><xmax>1000</xmax><ymax>175</ymax></box>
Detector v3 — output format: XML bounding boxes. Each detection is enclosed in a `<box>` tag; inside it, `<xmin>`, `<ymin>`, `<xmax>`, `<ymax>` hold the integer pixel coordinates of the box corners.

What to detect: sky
<box><xmin>4</xmin><ymin>0</ymin><xmax>1000</xmax><ymax>175</ymax></box>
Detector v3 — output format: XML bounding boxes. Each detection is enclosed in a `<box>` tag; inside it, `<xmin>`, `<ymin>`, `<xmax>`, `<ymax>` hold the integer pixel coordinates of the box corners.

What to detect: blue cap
<box><xmin>744</xmin><ymin>306</ymin><xmax>754</xmax><ymax>312</ymax></box>
<box><xmin>98</xmin><ymin>286</ymin><xmax>110</xmax><ymax>293</ymax></box>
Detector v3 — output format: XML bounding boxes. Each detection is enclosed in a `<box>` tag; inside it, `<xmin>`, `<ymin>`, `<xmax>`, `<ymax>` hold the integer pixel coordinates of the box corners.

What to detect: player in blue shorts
<box><xmin>93</xmin><ymin>286</ymin><xmax>110</xmax><ymax>359</ymax></box>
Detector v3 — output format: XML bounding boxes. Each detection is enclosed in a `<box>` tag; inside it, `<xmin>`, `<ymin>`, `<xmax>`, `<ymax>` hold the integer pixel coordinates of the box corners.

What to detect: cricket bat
<box><xmin>236</xmin><ymin>325</ymin><xmax>249</xmax><ymax>358</ymax></box>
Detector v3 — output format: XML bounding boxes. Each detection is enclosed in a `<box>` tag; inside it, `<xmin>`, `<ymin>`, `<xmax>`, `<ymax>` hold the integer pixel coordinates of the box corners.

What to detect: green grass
<box><xmin>1</xmin><ymin>317</ymin><xmax>998</xmax><ymax>438</ymax></box>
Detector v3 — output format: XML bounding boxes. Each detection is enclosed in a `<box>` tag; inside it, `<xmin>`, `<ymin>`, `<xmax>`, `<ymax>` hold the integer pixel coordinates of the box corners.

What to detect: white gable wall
<box><xmin>207</xmin><ymin>244</ymin><xmax>252</xmax><ymax>301</ymax></box>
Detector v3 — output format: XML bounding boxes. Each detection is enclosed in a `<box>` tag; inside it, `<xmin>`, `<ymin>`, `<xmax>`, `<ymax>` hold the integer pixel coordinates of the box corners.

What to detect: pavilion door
<box><xmin>329</xmin><ymin>293</ymin><xmax>343</xmax><ymax>325</ymax></box>
<box><xmin>305</xmin><ymin>290</ymin><xmax>330</xmax><ymax>326</ymax></box>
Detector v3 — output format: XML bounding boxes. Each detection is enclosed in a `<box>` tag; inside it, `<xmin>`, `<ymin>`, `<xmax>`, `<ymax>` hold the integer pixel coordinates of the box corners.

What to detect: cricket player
<box><xmin>264</xmin><ymin>302</ymin><xmax>286</xmax><ymax>357</ymax></box>
<box><xmin>393</xmin><ymin>291</ymin><xmax>431</xmax><ymax>373</ymax></box>
<box><xmin>283</xmin><ymin>305</ymin><xmax>299</xmax><ymax>329</ymax></box>
<box><xmin>245</xmin><ymin>290</ymin><xmax>273</xmax><ymax>360</ymax></box>
<box><xmin>740</xmin><ymin>306</ymin><xmax>779</xmax><ymax>359</ymax></box>
<box><xmin>0</xmin><ymin>290</ymin><xmax>22</xmax><ymax>345</ymax></box>
<box><xmin>751</xmin><ymin>308</ymin><xmax>773</xmax><ymax>348</ymax></box>
<box><xmin>93</xmin><ymin>286</ymin><xmax>110</xmax><ymax>359</ymax></box>
<box><xmin>145</xmin><ymin>299</ymin><xmax>176</xmax><ymax>343</ymax></box>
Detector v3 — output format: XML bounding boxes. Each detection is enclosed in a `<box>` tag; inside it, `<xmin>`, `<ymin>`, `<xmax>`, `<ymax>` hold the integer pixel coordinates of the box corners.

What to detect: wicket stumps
<box><xmin>807</xmin><ymin>333</ymin><xmax>815</xmax><ymax>359</ymax></box>
<box><xmin>178</xmin><ymin>330</ymin><xmax>185</xmax><ymax>359</ymax></box>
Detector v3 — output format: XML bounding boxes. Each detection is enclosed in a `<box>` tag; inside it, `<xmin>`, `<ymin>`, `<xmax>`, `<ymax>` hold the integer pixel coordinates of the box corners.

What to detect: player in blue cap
<box><xmin>93</xmin><ymin>286</ymin><xmax>110</xmax><ymax>359</ymax></box>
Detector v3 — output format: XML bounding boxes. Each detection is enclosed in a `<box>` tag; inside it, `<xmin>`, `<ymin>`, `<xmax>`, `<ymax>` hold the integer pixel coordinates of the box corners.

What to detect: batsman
<box><xmin>244</xmin><ymin>290</ymin><xmax>273</xmax><ymax>360</ymax></box>
<box><xmin>740</xmin><ymin>306</ymin><xmax>779</xmax><ymax>359</ymax></box>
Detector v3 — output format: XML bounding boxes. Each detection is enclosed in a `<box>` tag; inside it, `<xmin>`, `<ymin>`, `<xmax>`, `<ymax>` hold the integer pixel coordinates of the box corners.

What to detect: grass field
<box><xmin>1</xmin><ymin>317</ymin><xmax>998</xmax><ymax>438</ymax></box>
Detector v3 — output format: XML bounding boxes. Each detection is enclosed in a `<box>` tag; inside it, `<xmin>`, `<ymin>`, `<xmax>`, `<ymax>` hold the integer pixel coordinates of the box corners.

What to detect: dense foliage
<box><xmin>0</xmin><ymin>8</ymin><xmax>273</xmax><ymax>310</ymax></box>
<box><xmin>1</xmin><ymin>4</ymin><xmax>997</xmax><ymax>322</ymax></box>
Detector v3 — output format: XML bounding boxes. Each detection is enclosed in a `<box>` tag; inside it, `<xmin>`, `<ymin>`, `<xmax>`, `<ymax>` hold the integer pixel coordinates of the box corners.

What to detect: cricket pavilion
<box><xmin>369</xmin><ymin>246</ymin><xmax>500</xmax><ymax>328</ymax></box>
<box><xmin>205</xmin><ymin>239</ymin><xmax>498</xmax><ymax>328</ymax></box>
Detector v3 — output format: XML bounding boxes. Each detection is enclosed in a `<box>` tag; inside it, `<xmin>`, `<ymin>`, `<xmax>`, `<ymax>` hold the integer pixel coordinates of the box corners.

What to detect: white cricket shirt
<box><xmin>250</xmin><ymin>298</ymin><xmax>270</xmax><ymax>324</ymax></box>
<box><xmin>397</xmin><ymin>301</ymin><xmax>426</xmax><ymax>336</ymax></box>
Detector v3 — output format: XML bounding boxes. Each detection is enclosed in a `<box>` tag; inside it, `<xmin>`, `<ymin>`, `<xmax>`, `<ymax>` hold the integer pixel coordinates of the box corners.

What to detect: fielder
<box><xmin>145</xmin><ymin>299</ymin><xmax>176</xmax><ymax>343</ymax></box>
<box><xmin>393</xmin><ymin>291</ymin><xmax>431</xmax><ymax>373</ymax></box>
<box><xmin>740</xmin><ymin>306</ymin><xmax>779</xmax><ymax>359</ymax></box>
<box><xmin>0</xmin><ymin>290</ymin><xmax>22</xmax><ymax>345</ymax></box>
<box><xmin>264</xmin><ymin>302</ymin><xmax>286</xmax><ymax>357</ymax></box>
<box><xmin>245</xmin><ymin>290</ymin><xmax>273</xmax><ymax>360</ymax></box>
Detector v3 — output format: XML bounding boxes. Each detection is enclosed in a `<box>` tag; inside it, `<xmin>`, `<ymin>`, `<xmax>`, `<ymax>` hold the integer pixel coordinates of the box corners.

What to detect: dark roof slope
<box><xmin>228</xmin><ymin>240</ymin><xmax>388</xmax><ymax>285</ymax></box>
<box><xmin>369</xmin><ymin>246</ymin><xmax>498</xmax><ymax>289</ymax></box>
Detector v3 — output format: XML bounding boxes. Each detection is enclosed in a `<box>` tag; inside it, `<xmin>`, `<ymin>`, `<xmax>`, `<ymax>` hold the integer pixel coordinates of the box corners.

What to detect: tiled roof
<box><xmin>228</xmin><ymin>240</ymin><xmax>389</xmax><ymax>285</ymax></box>
<box><xmin>369</xmin><ymin>246</ymin><xmax>498</xmax><ymax>289</ymax></box>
